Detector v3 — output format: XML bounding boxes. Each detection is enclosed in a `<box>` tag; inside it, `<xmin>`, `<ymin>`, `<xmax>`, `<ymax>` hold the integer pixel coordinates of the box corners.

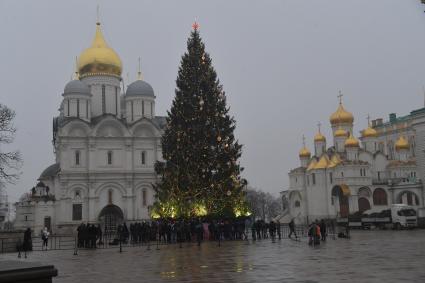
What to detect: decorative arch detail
<box><xmin>95</xmin><ymin>182</ymin><xmax>127</xmax><ymax>197</ymax></box>
<box><xmin>397</xmin><ymin>190</ymin><xmax>420</xmax><ymax>206</ymax></box>
<box><xmin>373</xmin><ymin>188</ymin><xmax>388</xmax><ymax>205</ymax></box>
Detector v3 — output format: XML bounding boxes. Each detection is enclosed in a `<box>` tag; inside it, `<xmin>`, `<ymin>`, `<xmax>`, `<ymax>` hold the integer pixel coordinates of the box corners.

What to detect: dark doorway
<box><xmin>99</xmin><ymin>204</ymin><xmax>124</xmax><ymax>237</ymax></box>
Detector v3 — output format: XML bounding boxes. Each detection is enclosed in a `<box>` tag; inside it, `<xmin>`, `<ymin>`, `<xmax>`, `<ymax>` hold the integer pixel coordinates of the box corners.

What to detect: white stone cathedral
<box><xmin>282</xmin><ymin>97</ymin><xmax>425</xmax><ymax>224</ymax></box>
<box><xmin>14</xmin><ymin>22</ymin><xmax>165</xmax><ymax>234</ymax></box>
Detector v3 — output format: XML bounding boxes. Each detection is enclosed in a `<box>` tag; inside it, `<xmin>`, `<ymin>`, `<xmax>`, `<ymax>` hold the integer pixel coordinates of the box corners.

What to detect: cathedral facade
<box><xmin>14</xmin><ymin>22</ymin><xmax>165</xmax><ymax>234</ymax></box>
<box><xmin>282</xmin><ymin>98</ymin><xmax>425</xmax><ymax>224</ymax></box>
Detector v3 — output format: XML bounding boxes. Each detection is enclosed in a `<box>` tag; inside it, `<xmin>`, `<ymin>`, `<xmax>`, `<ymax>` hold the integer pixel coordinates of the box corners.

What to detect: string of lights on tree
<box><xmin>152</xmin><ymin>21</ymin><xmax>249</xmax><ymax>219</ymax></box>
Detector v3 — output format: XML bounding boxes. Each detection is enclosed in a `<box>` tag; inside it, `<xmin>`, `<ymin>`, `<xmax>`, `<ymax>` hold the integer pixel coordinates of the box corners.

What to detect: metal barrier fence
<box><xmin>1</xmin><ymin>223</ymin><xmax>337</xmax><ymax>254</ymax></box>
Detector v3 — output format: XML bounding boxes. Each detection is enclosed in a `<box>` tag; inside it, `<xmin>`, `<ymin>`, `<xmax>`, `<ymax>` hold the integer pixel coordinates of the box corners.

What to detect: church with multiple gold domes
<box><xmin>14</xmin><ymin>21</ymin><xmax>165</xmax><ymax>234</ymax></box>
<box><xmin>282</xmin><ymin>97</ymin><xmax>425</xmax><ymax>224</ymax></box>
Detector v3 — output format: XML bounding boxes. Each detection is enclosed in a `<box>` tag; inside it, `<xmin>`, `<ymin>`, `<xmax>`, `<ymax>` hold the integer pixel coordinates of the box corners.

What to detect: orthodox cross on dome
<box><xmin>96</xmin><ymin>5</ymin><xmax>101</xmax><ymax>25</ymax></box>
<box><xmin>367</xmin><ymin>114</ymin><xmax>371</xmax><ymax>126</ymax></box>
<box><xmin>72</xmin><ymin>56</ymin><xmax>79</xmax><ymax>80</ymax></box>
<box><xmin>337</xmin><ymin>90</ymin><xmax>343</xmax><ymax>104</ymax></box>
<box><xmin>137</xmin><ymin>57</ymin><xmax>143</xmax><ymax>80</ymax></box>
<box><xmin>302</xmin><ymin>134</ymin><xmax>306</xmax><ymax>147</ymax></box>
<box><xmin>317</xmin><ymin>122</ymin><xmax>322</xmax><ymax>133</ymax></box>
<box><xmin>192</xmin><ymin>19</ymin><xmax>200</xmax><ymax>31</ymax></box>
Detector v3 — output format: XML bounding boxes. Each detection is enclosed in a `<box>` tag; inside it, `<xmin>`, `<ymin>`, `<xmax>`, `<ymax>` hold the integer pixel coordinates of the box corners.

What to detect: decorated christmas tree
<box><xmin>153</xmin><ymin>22</ymin><xmax>248</xmax><ymax>218</ymax></box>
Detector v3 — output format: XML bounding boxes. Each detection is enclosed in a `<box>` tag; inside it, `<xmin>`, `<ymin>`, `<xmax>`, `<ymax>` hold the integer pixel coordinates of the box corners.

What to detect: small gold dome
<box><xmin>299</xmin><ymin>147</ymin><xmax>311</xmax><ymax>158</ymax></box>
<box><xmin>78</xmin><ymin>23</ymin><xmax>122</xmax><ymax>78</ymax></box>
<box><xmin>395</xmin><ymin>136</ymin><xmax>409</xmax><ymax>151</ymax></box>
<box><xmin>362</xmin><ymin>126</ymin><xmax>377</xmax><ymax>138</ymax></box>
<box><xmin>314</xmin><ymin>132</ymin><xmax>326</xmax><ymax>143</ymax></box>
<box><xmin>330</xmin><ymin>103</ymin><xmax>354</xmax><ymax>125</ymax></box>
<box><xmin>345</xmin><ymin>132</ymin><xmax>359</xmax><ymax>148</ymax></box>
<box><xmin>334</xmin><ymin>127</ymin><xmax>348</xmax><ymax>138</ymax></box>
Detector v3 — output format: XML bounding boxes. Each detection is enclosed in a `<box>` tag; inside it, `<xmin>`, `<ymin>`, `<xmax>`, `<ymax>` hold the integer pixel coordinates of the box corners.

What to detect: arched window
<box><xmin>142</xmin><ymin>189</ymin><xmax>147</xmax><ymax>206</ymax></box>
<box><xmin>75</xmin><ymin>150</ymin><xmax>80</xmax><ymax>166</ymax></box>
<box><xmin>294</xmin><ymin>200</ymin><xmax>300</xmax><ymax>207</ymax></box>
<box><xmin>107</xmin><ymin>151</ymin><xmax>113</xmax><ymax>165</ymax></box>
<box><xmin>108</xmin><ymin>189</ymin><xmax>113</xmax><ymax>204</ymax></box>
<box><xmin>358</xmin><ymin>187</ymin><xmax>371</xmax><ymax>198</ymax></box>
<box><xmin>102</xmin><ymin>85</ymin><xmax>106</xmax><ymax>114</ymax></box>
<box><xmin>141</xmin><ymin>151</ymin><xmax>146</xmax><ymax>165</ymax></box>
<box><xmin>399</xmin><ymin>191</ymin><xmax>419</xmax><ymax>206</ymax></box>
<box><xmin>373</xmin><ymin>188</ymin><xmax>388</xmax><ymax>205</ymax></box>
<box><xmin>131</xmin><ymin>101</ymin><xmax>134</xmax><ymax>121</ymax></box>
<box><xmin>142</xmin><ymin>101</ymin><xmax>145</xmax><ymax>117</ymax></box>
<box><xmin>358</xmin><ymin>197</ymin><xmax>371</xmax><ymax>213</ymax></box>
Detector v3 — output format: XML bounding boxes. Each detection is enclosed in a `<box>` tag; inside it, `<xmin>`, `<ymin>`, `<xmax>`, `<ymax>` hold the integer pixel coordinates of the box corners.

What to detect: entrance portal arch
<box><xmin>98</xmin><ymin>204</ymin><xmax>124</xmax><ymax>236</ymax></box>
<box><xmin>332</xmin><ymin>185</ymin><xmax>351</xmax><ymax>217</ymax></box>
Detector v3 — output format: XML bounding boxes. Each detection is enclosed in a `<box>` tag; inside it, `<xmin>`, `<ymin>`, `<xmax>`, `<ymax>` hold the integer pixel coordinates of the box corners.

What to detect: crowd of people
<box><xmin>76</xmin><ymin>223</ymin><xmax>103</xmax><ymax>248</ymax></box>
<box><xmin>74</xmin><ymin>217</ymin><xmax>339</xmax><ymax>248</ymax></box>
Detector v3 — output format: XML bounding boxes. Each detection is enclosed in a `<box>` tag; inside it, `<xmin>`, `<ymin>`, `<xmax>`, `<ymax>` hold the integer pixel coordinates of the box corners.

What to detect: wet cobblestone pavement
<box><xmin>1</xmin><ymin>230</ymin><xmax>425</xmax><ymax>283</ymax></box>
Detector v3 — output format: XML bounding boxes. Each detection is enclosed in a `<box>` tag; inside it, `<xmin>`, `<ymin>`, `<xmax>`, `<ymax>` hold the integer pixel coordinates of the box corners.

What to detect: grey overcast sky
<box><xmin>2</xmin><ymin>0</ymin><xmax>425</xmax><ymax>202</ymax></box>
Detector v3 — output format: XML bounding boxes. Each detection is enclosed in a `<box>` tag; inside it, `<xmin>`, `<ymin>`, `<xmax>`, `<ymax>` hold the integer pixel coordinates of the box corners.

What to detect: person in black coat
<box><xmin>23</xmin><ymin>228</ymin><xmax>32</xmax><ymax>251</ymax></box>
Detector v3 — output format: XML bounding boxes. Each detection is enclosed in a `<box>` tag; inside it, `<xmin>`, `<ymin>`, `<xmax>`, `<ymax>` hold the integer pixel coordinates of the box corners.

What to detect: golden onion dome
<box><xmin>78</xmin><ymin>22</ymin><xmax>122</xmax><ymax>78</ymax></box>
<box><xmin>330</xmin><ymin>103</ymin><xmax>354</xmax><ymax>125</ymax></box>
<box><xmin>345</xmin><ymin>132</ymin><xmax>359</xmax><ymax>148</ymax></box>
<box><xmin>395</xmin><ymin>136</ymin><xmax>409</xmax><ymax>151</ymax></box>
<box><xmin>362</xmin><ymin>126</ymin><xmax>377</xmax><ymax>138</ymax></box>
<box><xmin>314</xmin><ymin>132</ymin><xmax>326</xmax><ymax>143</ymax></box>
<box><xmin>334</xmin><ymin>127</ymin><xmax>348</xmax><ymax>138</ymax></box>
<box><xmin>299</xmin><ymin>147</ymin><xmax>311</xmax><ymax>158</ymax></box>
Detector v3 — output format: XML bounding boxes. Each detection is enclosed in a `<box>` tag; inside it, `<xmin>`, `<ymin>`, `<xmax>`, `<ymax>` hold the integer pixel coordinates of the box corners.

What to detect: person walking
<box><xmin>288</xmin><ymin>219</ymin><xmax>297</xmax><ymax>239</ymax></box>
<box><xmin>276</xmin><ymin>220</ymin><xmax>281</xmax><ymax>240</ymax></box>
<box><xmin>320</xmin><ymin>220</ymin><xmax>327</xmax><ymax>241</ymax></box>
<box><xmin>41</xmin><ymin>227</ymin><xmax>49</xmax><ymax>251</ymax></box>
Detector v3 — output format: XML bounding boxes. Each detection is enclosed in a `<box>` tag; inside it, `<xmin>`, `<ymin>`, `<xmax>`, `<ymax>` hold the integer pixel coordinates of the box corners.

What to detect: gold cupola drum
<box><xmin>78</xmin><ymin>22</ymin><xmax>122</xmax><ymax>78</ymax></box>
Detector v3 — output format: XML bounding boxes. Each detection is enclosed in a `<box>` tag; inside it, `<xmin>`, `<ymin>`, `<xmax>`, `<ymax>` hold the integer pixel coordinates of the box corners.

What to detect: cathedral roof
<box><xmin>334</xmin><ymin>127</ymin><xmax>347</xmax><ymax>138</ymax></box>
<box><xmin>299</xmin><ymin>147</ymin><xmax>311</xmax><ymax>158</ymax></box>
<box><xmin>314</xmin><ymin>155</ymin><xmax>330</xmax><ymax>170</ymax></box>
<box><xmin>395</xmin><ymin>136</ymin><xmax>409</xmax><ymax>151</ymax></box>
<box><xmin>330</xmin><ymin>101</ymin><xmax>354</xmax><ymax>125</ymax></box>
<box><xmin>63</xmin><ymin>80</ymin><xmax>90</xmax><ymax>95</ymax></box>
<box><xmin>362</xmin><ymin>126</ymin><xmax>377</xmax><ymax>138</ymax></box>
<box><xmin>78</xmin><ymin>22</ymin><xmax>122</xmax><ymax>78</ymax></box>
<box><xmin>314</xmin><ymin>132</ymin><xmax>326</xmax><ymax>143</ymax></box>
<box><xmin>126</xmin><ymin>80</ymin><xmax>155</xmax><ymax>97</ymax></box>
<box><xmin>39</xmin><ymin>163</ymin><xmax>60</xmax><ymax>180</ymax></box>
<box><xmin>345</xmin><ymin>132</ymin><xmax>359</xmax><ymax>148</ymax></box>
<box><xmin>387</xmin><ymin>159</ymin><xmax>416</xmax><ymax>168</ymax></box>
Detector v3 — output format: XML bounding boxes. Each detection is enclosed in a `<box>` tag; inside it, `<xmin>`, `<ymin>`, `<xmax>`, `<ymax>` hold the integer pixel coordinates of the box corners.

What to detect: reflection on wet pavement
<box><xmin>1</xmin><ymin>230</ymin><xmax>425</xmax><ymax>282</ymax></box>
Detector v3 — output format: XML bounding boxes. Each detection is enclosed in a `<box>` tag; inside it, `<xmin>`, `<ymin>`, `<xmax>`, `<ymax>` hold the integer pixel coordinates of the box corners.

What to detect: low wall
<box><xmin>0</xmin><ymin>231</ymin><xmax>25</xmax><ymax>253</ymax></box>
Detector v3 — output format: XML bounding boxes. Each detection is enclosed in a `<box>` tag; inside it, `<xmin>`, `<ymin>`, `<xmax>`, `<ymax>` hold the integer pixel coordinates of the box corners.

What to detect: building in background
<box><xmin>0</xmin><ymin>186</ymin><xmax>11</xmax><ymax>230</ymax></box>
<box><xmin>282</xmin><ymin>97</ymin><xmax>425</xmax><ymax>224</ymax></box>
<box><xmin>14</xmin><ymin>21</ymin><xmax>165</xmax><ymax>235</ymax></box>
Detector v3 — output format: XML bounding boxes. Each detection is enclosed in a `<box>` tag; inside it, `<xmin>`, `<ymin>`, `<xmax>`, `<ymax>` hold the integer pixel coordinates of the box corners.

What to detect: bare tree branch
<box><xmin>0</xmin><ymin>103</ymin><xmax>22</xmax><ymax>185</ymax></box>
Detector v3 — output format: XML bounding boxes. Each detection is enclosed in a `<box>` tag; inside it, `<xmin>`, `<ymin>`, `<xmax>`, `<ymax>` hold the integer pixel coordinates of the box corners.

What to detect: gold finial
<box><xmin>73</xmin><ymin>56</ymin><xmax>79</xmax><ymax>80</ymax></box>
<box><xmin>337</xmin><ymin>90</ymin><xmax>343</xmax><ymax>105</ymax></box>
<box><xmin>137</xmin><ymin>57</ymin><xmax>142</xmax><ymax>80</ymax></box>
